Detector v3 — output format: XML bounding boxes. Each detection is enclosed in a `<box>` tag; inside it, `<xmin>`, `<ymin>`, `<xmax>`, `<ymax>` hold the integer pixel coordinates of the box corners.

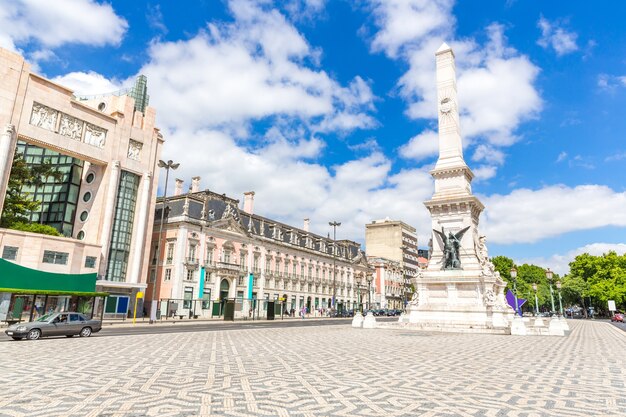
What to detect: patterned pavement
<box><xmin>0</xmin><ymin>320</ymin><xmax>625</xmax><ymax>417</ymax></box>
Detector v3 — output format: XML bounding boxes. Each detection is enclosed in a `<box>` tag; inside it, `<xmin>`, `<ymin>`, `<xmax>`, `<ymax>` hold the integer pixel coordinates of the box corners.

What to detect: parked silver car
<box><xmin>4</xmin><ymin>312</ymin><xmax>102</xmax><ymax>340</ymax></box>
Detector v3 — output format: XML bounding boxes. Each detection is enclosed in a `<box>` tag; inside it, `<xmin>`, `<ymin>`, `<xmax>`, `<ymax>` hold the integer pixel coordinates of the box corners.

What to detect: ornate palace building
<box><xmin>146</xmin><ymin>181</ymin><xmax>370</xmax><ymax>319</ymax></box>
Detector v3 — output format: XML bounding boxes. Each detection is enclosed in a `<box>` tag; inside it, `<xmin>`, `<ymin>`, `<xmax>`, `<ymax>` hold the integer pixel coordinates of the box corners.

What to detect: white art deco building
<box><xmin>0</xmin><ymin>47</ymin><xmax>164</xmax><ymax>317</ymax></box>
<box><xmin>146</xmin><ymin>183</ymin><xmax>370</xmax><ymax>319</ymax></box>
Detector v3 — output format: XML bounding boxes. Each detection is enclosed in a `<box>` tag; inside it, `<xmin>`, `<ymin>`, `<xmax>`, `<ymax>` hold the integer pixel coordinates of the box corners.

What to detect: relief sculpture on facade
<box><xmin>127</xmin><ymin>139</ymin><xmax>143</xmax><ymax>161</ymax></box>
<box><xmin>59</xmin><ymin>113</ymin><xmax>84</xmax><ymax>141</ymax></box>
<box><xmin>84</xmin><ymin>123</ymin><xmax>106</xmax><ymax>148</ymax></box>
<box><xmin>30</xmin><ymin>103</ymin><xmax>58</xmax><ymax>132</ymax></box>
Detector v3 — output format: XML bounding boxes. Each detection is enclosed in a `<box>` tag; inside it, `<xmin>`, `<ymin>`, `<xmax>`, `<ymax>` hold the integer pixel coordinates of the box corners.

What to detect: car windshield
<box><xmin>35</xmin><ymin>313</ymin><xmax>55</xmax><ymax>322</ymax></box>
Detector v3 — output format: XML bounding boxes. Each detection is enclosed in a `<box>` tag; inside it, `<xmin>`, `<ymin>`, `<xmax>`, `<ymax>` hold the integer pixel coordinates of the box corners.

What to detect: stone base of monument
<box><xmin>548</xmin><ymin>317</ymin><xmax>565</xmax><ymax>336</ymax></box>
<box><xmin>559</xmin><ymin>317</ymin><xmax>570</xmax><ymax>331</ymax></box>
<box><xmin>510</xmin><ymin>316</ymin><xmax>527</xmax><ymax>335</ymax></box>
<box><xmin>362</xmin><ymin>312</ymin><xmax>377</xmax><ymax>329</ymax></box>
<box><xmin>533</xmin><ymin>317</ymin><xmax>546</xmax><ymax>328</ymax></box>
<box><xmin>351</xmin><ymin>312</ymin><xmax>364</xmax><ymax>328</ymax></box>
<box><xmin>398</xmin><ymin>312</ymin><xmax>409</xmax><ymax>323</ymax></box>
<box><xmin>402</xmin><ymin>304</ymin><xmax>511</xmax><ymax>334</ymax></box>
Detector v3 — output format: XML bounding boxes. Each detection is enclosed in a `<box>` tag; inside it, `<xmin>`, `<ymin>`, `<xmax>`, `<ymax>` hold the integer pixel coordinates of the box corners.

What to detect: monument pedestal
<box><xmin>362</xmin><ymin>312</ymin><xmax>377</xmax><ymax>329</ymax></box>
<box><xmin>351</xmin><ymin>311</ymin><xmax>364</xmax><ymax>328</ymax></box>
<box><xmin>548</xmin><ymin>317</ymin><xmax>565</xmax><ymax>336</ymax></box>
<box><xmin>510</xmin><ymin>316</ymin><xmax>527</xmax><ymax>336</ymax></box>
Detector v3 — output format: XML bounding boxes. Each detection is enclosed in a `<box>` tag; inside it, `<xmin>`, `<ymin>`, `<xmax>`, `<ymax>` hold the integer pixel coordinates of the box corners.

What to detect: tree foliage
<box><xmin>490</xmin><ymin>251</ymin><xmax>626</xmax><ymax>315</ymax></box>
<box><xmin>491</xmin><ymin>255</ymin><xmax>560</xmax><ymax>313</ymax></box>
<box><xmin>567</xmin><ymin>251</ymin><xmax>626</xmax><ymax>312</ymax></box>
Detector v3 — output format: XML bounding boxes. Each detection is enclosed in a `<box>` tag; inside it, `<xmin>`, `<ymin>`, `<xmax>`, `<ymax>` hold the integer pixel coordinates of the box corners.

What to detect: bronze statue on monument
<box><xmin>433</xmin><ymin>226</ymin><xmax>470</xmax><ymax>269</ymax></box>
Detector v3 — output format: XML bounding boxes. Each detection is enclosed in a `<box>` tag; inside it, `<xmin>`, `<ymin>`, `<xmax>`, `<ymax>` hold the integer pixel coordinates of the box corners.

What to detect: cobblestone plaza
<box><xmin>1</xmin><ymin>320</ymin><xmax>625</xmax><ymax>417</ymax></box>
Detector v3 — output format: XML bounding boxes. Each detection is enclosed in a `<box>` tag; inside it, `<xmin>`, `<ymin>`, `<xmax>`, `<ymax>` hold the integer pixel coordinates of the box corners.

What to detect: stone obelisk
<box><xmin>407</xmin><ymin>43</ymin><xmax>511</xmax><ymax>332</ymax></box>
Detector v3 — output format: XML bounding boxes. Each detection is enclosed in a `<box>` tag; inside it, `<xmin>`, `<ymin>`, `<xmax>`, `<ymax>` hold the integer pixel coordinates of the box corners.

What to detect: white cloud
<box><xmin>537</xmin><ymin>16</ymin><xmax>578</xmax><ymax>56</ymax></box>
<box><xmin>136</xmin><ymin>1</ymin><xmax>375</xmax><ymax>132</ymax></box>
<box><xmin>370</xmin><ymin>0</ymin><xmax>454</xmax><ymax>58</ymax></box>
<box><xmin>472</xmin><ymin>144</ymin><xmax>505</xmax><ymax>165</ymax></box>
<box><xmin>0</xmin><ymin>0</ymin><xmax>127</xmax><ymax>53</ymax></box>
<box><xmin>556</xmin><ymin>151</ymin><xmax>568</xmax><ymax>163</ymax></box>
<box><xmin>367</xmin><ymin>1</ymin><xmax>541</xmax><ymax>174</ymax></box>
<box><xmin>51</xmin><ymin>71</ymin><xmax>123</xmax><ymax>96</ymax></box>
<box><xmin>398</xmin><ymin>130</ymin><xmax>439</xmax><ymax>161</ymax></box>
<box><xmin>472</xmin><ymin>165</ymin><xmax>497</xmax><ymax>182</ymax></box>
<box><xmin>517</xmin><ymin>243</ymin><xmax>626</xmax><ymax>275</ymax></box>
<box><xmin>162</xmin><ymin>128</ymin><xmax>435</xmax><ymax>243</ymax></box>
<box><xmin>481</xmin><ymin>185</ymin><xmax>626</xmax><ymax>244</ymax></box>
<box><xmin>597</xmin><ymin>73</ymin><xmax>626</xmax><ymax>92</ymax></box>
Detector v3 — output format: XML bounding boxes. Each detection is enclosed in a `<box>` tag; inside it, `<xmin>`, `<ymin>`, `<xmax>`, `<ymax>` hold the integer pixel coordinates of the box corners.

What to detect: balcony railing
<box><xmin>217</xmin><ymin>261</ymin><xmax>240</xmax><ymax>271</ymax></box>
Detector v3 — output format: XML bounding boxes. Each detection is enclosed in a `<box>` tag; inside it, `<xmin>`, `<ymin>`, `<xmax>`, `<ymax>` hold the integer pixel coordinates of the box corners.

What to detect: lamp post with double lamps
<box><xmin>366</xmin><ymin>272</ymin><xmax>373</xmax><ymax>310</ymax></box>
<box><xmin>149</xmin><ymin>159</ymin><xmax>180</xmax><ymax>324</ymax></box>
<box><xmin>532</xmin><ymin>283</ymin><xmax>539</xmax><ymax>315</ymax></box>
<box><xmin>556</xmin><ymin>280</ymin><xmax>564</xmax><ymax>317</ymax></box>
<box><xmin>355</xmin><ymin>274</ymin><xmax>363</xmax><ymax>312</ymax></box>
<box><xmin>329</xmin><ymin>221</ymin><xmax>341</xmax><ymax>313</ymax></box>
<box><xmin>510</xmin><ymin>267</ymin><xmax>519</xmax><ymax>316</ymax></box>
<box><xmin>545</xmin><ymin>268</ymin><xmax>556</xmax><ymax>315</ymax></box>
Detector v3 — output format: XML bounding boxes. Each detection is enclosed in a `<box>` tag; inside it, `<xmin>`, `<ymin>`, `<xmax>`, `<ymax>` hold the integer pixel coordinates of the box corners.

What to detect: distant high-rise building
<box><xmin>365</xmin><ymin>219</ymin><xmax>419</xmax><ymax>307</ymax></box>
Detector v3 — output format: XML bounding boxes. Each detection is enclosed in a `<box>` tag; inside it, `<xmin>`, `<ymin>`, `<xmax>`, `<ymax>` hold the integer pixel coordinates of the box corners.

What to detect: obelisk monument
<box><xmin>407</xmin><ymin>43</ymin><xmax>511</xmax><ymax>332</ymax></box>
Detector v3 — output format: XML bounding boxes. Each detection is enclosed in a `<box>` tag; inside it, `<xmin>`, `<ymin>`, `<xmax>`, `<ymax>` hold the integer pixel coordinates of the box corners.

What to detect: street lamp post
<box><xmin>556</xmin><ymin>280</ymin><xmax>564</xmax><ymax>317</ymax></box>
<box><xmin>149</xmin><ymin>159</ymin><xmax>179</xmax><ymax>324</ymax></box>
<box><xmin>356</xmin><ymin>274</ymin><xmax>363</xmax><ymax>312</ymax></box>
<box><xmin>366</xmin><ymin>273</ymin><xmax>373</xmax><ymax>310</ymax></box>
<box><xmin>545</xmin><ymin>268</ymin><xmax>556</xmax><ymax>314</ymax></box>
<box><xmin>329</xmin><ymin>221</ymin><xmax>341</xmax><ymax>312</ymax></box>
<box><xmin>532</xmin><ymin>283</ymin><xmax>539</xmax><ymax>315</ymax></box>
<box><xmin>510</xmin><ymin>267</ymin><xmax>519</xmax><ymax>316</ymax></box>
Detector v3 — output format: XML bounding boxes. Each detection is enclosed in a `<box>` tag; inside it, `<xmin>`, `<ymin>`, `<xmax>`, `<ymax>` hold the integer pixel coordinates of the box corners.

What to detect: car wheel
<box><xmin>11</xmin><ymin>337</ymin><xmax>23</xmax><ymax>341</ymax></box>
<box><xmin>79</xmin><ymin>327</ymin><xmax>92</xmax><ymax>337</ymax></box>
<box><xmin>27</xmin><ymin>329</ymin><xmax>41</xmax><ymax>340</ymax></box>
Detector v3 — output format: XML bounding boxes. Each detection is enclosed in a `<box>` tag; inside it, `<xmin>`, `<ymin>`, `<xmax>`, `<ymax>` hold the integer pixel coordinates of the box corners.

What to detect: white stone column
<box><xmin>0</xmin><ymin>125</ymin><xmax>17</xmax><ymax>219</ymax></box>
<box><xmin>128</xmin><ymin>172</ymin><xmax>152</xmax><ymax>284</ymax></box>
<box><xmin>99</xmin><ymin>160</ymin><xmax>121</xmax><ymax>277</ymax></box>
<box><xmin>435</xmin><ymin>43</ymin><xmax>465</xmax><ymax>170</ymax></box>
<box><xmin>172</xmin><ymin>225</ymin><xmax>187</xmax><ymax>299</ymax></box>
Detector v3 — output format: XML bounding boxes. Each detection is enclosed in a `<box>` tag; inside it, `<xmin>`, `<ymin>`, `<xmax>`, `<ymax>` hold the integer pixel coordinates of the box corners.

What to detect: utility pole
<box><xmin>329</xmin><ymin>221</ymin><xmax>341</xmax><ymax>312</ymax></box>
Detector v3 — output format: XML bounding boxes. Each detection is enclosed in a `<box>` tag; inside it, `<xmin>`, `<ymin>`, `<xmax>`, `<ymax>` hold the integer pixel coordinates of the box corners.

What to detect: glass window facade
<box><xmin>16</xmin><ymin>141</ymin><xmax>83</xmax><ymax>236</ymax></box>
<box><xmin>2</xmin><ymin>246</ymin><xmax>18</xmax><ymax>260</ymax></box>
<box><xmin>105</xmin><ymin>171</ymin><xmax>139</xmax><ymax>282</ymax></box>
<box><xmin>42</xmin><ymin>250</ymin><xmax>69</xmax><ymax>265</ymax></box>
<box><xmin>84</xmin><ymin>256</ymin><xmax>97</xmax><ymax>268</ymax></box>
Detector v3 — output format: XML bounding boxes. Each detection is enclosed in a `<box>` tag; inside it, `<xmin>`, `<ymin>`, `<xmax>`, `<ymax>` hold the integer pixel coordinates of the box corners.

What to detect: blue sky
<box><xmin>2</xmin><ymin>0</ymin><xmax>625</xmax><ymax>273</ymax></box>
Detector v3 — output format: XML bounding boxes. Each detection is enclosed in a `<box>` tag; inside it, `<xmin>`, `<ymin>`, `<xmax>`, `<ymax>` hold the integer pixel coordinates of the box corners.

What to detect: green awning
<box><xmin>0</xmin><ymin>258</ymin><xmax>97</xmax><ymax>293</ymax></box>
<box><xmin>0</xmin><ymin>288</ymin><xmax>108</xmax><ymax>297</ymax></box>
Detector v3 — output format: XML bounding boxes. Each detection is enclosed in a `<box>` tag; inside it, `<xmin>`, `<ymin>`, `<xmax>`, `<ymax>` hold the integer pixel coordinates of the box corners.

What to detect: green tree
<box><xmin>490</xmin><ymin>256</ymin><xmax>560</xmax><ymax>313</ymax></box>
<box><xmin>568</xmin><ymin>251</ymin><xmax>626</xmax><ymax>313</ymax></box>
<box><xmin>1</xmin><ymin>150</ymin><xmax>62</xmax><ymax>236</ymax></box>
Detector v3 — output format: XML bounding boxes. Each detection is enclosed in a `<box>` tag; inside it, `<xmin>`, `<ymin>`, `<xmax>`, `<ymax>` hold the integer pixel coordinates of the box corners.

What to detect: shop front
<box><xmin>0</xmin><ymin>259</ymin><xmax>106</xmax><ymax>324</ymax></box>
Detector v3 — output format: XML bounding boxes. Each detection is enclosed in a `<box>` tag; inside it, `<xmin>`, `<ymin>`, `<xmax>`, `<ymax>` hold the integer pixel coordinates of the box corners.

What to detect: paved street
<box><xmin>1</xmin><ymin>320</ymin><xmax>625</xmax><ymax>417</ymax></box>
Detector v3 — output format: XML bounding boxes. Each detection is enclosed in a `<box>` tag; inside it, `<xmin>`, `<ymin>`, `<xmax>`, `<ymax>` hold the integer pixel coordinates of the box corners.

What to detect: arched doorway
<box><xmin>219</xmin><ymin>279</ymin><xmax>230</xmax><ymax>316</ymax></box>
<box><xmin>306</xmin><ymin>296</ymin><xmax>312</xmax><ymax>314</ymax></box>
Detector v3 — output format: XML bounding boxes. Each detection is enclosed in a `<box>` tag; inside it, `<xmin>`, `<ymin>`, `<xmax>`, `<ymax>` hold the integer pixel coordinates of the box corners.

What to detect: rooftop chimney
<box><xmin>303</xmin><ymin>218</ymin><xmax>310</xmax><ymax>232</ymax></box>
<box><xmin>174</xmin><ymin>178</ymin><xmax>184</xmax><ymax>196</ymax></box>
<box><xmin>191</xmin><ymin>176</ymin><xmax>200</xmax><ymax>193</ymax></box>
<box><xmin>243</xmin><ymin>191</ymin><xmax>255</xmax><ymax>214</ymax></box>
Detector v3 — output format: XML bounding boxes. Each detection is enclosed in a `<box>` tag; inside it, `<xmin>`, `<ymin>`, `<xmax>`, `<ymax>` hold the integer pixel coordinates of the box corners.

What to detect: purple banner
<box><xmin>506</xmin><ymin>289</ymin><xmax>526</xmax><ymax>316</ymax></box>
